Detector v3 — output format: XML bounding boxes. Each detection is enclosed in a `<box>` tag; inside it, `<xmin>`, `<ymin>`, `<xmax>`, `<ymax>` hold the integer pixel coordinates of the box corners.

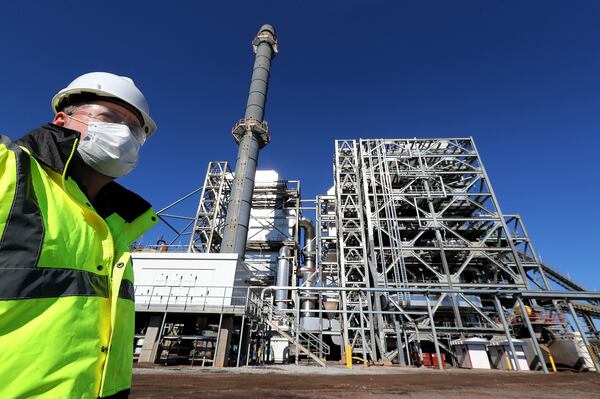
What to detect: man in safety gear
<box><xmin>0</xmin><ymin>72</ymin><xmax>158</xmax><ymax>398</ymax></box>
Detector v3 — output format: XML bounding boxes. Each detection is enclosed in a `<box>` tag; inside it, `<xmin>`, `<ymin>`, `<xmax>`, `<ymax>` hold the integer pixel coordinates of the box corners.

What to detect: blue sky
<box><xmin>1</xmin><ymin>1</ymin><xmax>598</xmax><ymax>289</ymax></box>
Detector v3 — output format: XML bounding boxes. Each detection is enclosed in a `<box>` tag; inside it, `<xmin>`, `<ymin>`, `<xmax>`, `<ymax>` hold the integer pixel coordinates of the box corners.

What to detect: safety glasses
<box><xmin>68</xmin><ymin>103</ymin><xmax>146</xmax><ymax>145</ymax></box>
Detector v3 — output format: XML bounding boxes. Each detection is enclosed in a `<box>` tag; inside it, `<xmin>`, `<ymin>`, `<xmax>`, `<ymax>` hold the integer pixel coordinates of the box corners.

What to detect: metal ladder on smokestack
<box><xmin>260</xmin><ymin>298</ymin><xmax>330</xmax><ymax>367</ymax></box>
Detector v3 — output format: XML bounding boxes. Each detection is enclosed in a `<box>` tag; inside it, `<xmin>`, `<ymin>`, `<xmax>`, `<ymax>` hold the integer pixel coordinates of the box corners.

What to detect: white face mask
<box><xmin>70</xmin><ymin>117</ymin><xmax>141</xmax><ymax>178</ymax></box>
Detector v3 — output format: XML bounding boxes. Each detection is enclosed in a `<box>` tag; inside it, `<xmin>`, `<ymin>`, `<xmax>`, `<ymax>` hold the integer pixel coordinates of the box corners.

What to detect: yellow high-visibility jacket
<box><xmin>0</xmin><ymin>124</ymin><xmax>157</xmax><ymax>398</ymax></box>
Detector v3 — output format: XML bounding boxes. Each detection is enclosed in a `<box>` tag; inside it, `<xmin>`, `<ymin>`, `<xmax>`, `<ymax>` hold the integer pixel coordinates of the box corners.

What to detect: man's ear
<box><xmin>53</xmin><ymin>112</ymin><xmax>67</xmax><ymax>126</ymax></box>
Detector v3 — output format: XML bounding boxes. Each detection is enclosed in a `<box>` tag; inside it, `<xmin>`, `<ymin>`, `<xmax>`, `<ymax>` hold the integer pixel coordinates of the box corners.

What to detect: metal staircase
<box><xmin>261</xmin><ymin>299</ymin><xmax>330</xmax><ymax>367</ymax></box>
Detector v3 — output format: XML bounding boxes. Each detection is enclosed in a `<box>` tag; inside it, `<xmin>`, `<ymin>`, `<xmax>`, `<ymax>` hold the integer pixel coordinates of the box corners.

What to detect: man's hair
<box><xmin>62</xmin><ymin>104</ymin><xmax>81</xmax><ymax>116</ymax></box>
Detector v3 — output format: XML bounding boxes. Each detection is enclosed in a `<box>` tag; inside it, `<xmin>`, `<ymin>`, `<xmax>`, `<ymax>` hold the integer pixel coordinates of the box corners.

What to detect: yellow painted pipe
<box><xmin>549</xmin><ymin>354</ymin><xmax>557</xmax><ymax>373</ymax></box>
<box><xmin>345</xmin><ymin>344</ymin><xmax>353</xmax><ymax>369</ymax></box>
<box><xmin>505</xmin><ymin>353</ymin><xmax>513</xmax><ymax>371</ymax></box>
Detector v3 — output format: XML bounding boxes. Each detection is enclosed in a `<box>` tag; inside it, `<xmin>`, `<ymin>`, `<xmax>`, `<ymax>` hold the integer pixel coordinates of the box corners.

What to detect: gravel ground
<box><xmin>131</xmin><ymin>365</ymin><xmax>600</xmax><ymax>399</ymax></box>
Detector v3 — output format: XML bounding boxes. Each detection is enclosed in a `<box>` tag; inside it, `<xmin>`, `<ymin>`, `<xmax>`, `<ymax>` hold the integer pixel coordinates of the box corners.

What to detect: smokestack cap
<box><xmin>253</xmin><ymin>24</ymin><xmax>278</xmax><ymax>54</ymax></box>
<box><xmin>259</xmin><ymin>24</ymin><xmax>276</xmax><ymax>35</ymax></box>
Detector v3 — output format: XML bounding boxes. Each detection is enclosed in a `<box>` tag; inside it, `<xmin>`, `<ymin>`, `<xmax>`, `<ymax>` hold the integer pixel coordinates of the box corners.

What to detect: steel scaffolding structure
<box><xmin>156</xmin><ymin>163</ymin><xmax>300</xmax><ymax>261</ymax></box>
<box><xmin>188</xmin><ymin>162</ymin><xmax>232</xmax><ymax>253</ymax></box>
<box><xmin>334</xmin><ymin>140</ymin><xmax>377</xmax><ymax>360</ymax></box>
<box><xmin>139</xmin><ymin>136</ymin><xmax>600</xmax><ymax>371</ymax></box>
<box><xmin>316</xmin><ymin>194</ymin><xmax>338</xmax><ymax>289</ymax></box>
<box><xmin>134</xmin><ymin>165</ymin><xmax>302</xmax><ymax>367</ymax></box>
<box><xmin>332</xmin><ymin>137</ymin><xmax>570</xmax><ymax>363</ymax></box>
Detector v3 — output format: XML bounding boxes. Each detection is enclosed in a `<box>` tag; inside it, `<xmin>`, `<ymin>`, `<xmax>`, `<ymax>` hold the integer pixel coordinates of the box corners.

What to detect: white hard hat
<box><xmin>52</xmin><ymin>72</ymin><xmax>157</xmax><ymax>136</ymax></box>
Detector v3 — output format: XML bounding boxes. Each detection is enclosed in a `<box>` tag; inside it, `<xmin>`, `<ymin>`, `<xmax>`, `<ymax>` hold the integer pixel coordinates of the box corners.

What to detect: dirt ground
<box><xmin>130</xmin><ymin>365</ymin><xmax>600</xmax><ymax>399</ymax></box>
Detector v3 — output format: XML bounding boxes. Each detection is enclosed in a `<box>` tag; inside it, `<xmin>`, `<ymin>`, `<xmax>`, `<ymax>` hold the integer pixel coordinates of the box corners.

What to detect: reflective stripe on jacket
<box><xmin>0</xmin><ymin>124</ymin><xmax>157</xmax><ymax>398</ymax></box>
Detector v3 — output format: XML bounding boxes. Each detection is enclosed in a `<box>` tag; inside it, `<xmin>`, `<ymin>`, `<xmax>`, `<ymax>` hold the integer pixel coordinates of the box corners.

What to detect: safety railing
<box><xmin>262</xmin><ymin>297</ymin><xmax>331</xmax><ymax>356</ymax></box>
<box><xmin>134</xmin><ymin>284</ymin><xmax>254</xmax><ymax>314</ymax></box>
<box><xmin>510</xmin><ymin>310</ymin><xmax>567</xmax><ymax>326</ymax></box>
<box><xmin>133</xmin><ymin>244</ymin><xmax>190</xmax><ymax>253</ymax></box>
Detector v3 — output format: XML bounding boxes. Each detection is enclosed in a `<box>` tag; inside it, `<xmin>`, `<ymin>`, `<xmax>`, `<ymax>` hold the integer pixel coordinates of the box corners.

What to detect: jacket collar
<box><xmin>16</xmin><ymin>123</ymin><xmax>154</xmax><ymax>224</ymax></box>
<box><xmin>16</xmin><ymin>123</ymin><xmax>79</xmax><ymax>175</ymax></box>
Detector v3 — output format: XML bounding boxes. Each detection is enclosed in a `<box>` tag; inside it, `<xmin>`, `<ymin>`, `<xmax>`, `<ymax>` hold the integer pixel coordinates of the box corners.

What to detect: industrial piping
<box><xmin>275</xmin><ymin>246</ymin><xmax>292</xmax><ymax>311</ymax></box>
<box><xmin>298</xmin><ymin>217</ymin><xmax>318</xmax><ymax>316</ymax></box>
<box><xmin>221</xmin><ymin>24</ymin><xmax>278</xmax><ymax>257</ymax></box>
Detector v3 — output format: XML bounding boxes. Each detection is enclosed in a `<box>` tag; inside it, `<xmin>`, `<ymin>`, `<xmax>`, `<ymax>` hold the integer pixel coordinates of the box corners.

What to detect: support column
<box><xmin>425</xmin><ymin>295</ymin><xmax>443</xmax><ymax>370</ymax></box>
<box><xmin>394</xmin><ymin>318</ymin><xmax>406</xmax><ymax>366</ymax></box>
<box><xmin>567</xmin><ymin>301</ymin><xmax>600</xmax><ymax>373</ymax></box>
<box><xmin>494</xmin><ymin>296</ymin><xmax>521</xmax><ymax>371</ymax></box>
<box><xmin>516</xmin><ymin>296</ymin><xmax>549</xmax><ymax>373</ymax></box>
<box><xmin>245</xmin><ymin>320</ymin><xmax>254</xmax><ymax>366</ymax></box>
<box><xmin>403</xmin><ymin>324</ymin><xmax>412</xmax><ymax>366</ymax></box>
<box><xmin>236</xmin><ymin>315</ymin><xmax>246</xmax><ymax>367</ymax></box>
<box><xmin>214</xmin><ymin>316</ymin><xmax>233</xmax><ymax>368</ymax></box>
<box><xmin>138</xmin><ymin>314</ymin><xmax>166</xmax><ymax>363</ymax></box>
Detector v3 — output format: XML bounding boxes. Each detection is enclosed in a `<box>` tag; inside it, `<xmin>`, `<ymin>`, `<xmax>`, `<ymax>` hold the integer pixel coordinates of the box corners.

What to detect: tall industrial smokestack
<box><xmin>221</xmin><ymin>24</ymin><xmax>278</xmax><ymax>257</ymax></box>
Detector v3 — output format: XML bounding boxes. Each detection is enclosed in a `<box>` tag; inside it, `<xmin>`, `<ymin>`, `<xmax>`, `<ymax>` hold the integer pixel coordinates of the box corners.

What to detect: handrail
<box><xmin>258</xmin><ymin>286</ymin><xmax>600</xmax><ymax>302</ymax></box>
<box><xmin>261</xmin><ymin>297</ymin><xmax>331</xmax><ymax>356</ymax></box>
<box><xmin>134</xmin><ymin>284</ymin><xmax>254</xmax><ymax>313</ymax></box>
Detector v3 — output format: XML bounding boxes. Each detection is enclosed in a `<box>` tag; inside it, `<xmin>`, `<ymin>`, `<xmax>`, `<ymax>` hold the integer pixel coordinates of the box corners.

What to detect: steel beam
<box><xmin>493</xmin><ymin>296</ymin><xmax>521</xmax><ymax>371</ymax></box>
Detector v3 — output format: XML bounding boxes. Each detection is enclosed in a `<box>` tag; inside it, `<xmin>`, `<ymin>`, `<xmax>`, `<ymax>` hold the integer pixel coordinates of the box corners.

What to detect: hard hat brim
<box><xmin>52</xmin><ymin>87</ymin><xmax>157</xmax><ymax>137</ymax></box>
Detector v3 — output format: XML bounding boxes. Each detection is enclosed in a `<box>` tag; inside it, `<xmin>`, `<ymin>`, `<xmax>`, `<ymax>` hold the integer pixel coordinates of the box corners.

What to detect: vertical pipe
<box><xmin>358</xmin><ymin>295</ymin><xmax>368</xmax><ymax>367</ymax></box>
<box><xmin>515</xmin><ymin>296</ymin><xmax>549</xmax><ymax>373</ymax></box>
<box><xmin>266</xmin><ymin>332</ymin><xmax>272</xmax><ymax>364</ymax></box>
<box><xmin>221</xmin><ymin>24</ymin><xmax>278</xmax><ymax>258</ymax></box>
<box><xmin>567</xmin><ymin>301</ymin><xmax>600</xmax><ymax>373</ymax></box>
<box><xmin>295</xmin><ymin>291</ymin><xmax>300</xmax><ymax>365</ymax></box>
<box><xmin>494</xmin><ymin>296</ymin><xmax>521</xmax><ymax>371</ymax></box>
<box><xmin>245</xmin><ymin>320</ymin><xmax>254</xmax><ymax>366</ymax></box>
<box><xmin>236</xmin><ymin>315</ymin><xmax>246</xmax><ymax>367</ymax></box>
<box><xmin>299</xmin><ymin>218</ymin><xmax>317</xmax><ymax>316</ymax></box>
<box><xmin>318</xmin><ymin>291</ymin><xmax>324</xmax><ymax>359</ymax></box>
<box><xmin>275</xmin><ymin>246</ymin><xmax>292</xmax><ymax>311</ymax></box>
<box><xmin>425</xmin><ymin>295</ymin><xmax>444</xmax><ymax>370</ymax></box>
<box><xmin>345</xmin><ymin>344</ymin><xmax>353</xmax><ymax>368</ymax></box>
